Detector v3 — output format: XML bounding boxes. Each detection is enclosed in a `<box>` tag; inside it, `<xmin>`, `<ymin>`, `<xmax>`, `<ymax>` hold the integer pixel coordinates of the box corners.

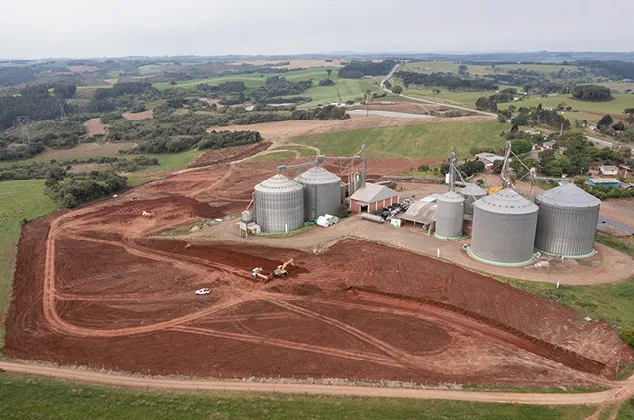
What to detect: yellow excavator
<box><xmin>273</xmin><ymin>258</ymin><xmax>294</xmax><ymax>277</ymax></box>
<box><xmin>251</xmin><ymin>258</ymin><xmax>295</xmax><ymax>283</ymax></box>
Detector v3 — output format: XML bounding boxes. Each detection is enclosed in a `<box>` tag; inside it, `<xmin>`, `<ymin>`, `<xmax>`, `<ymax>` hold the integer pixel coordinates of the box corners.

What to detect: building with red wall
<box><xmin>349</xmin><ymin>183</ymin><xmax>399</xmax><ymax>213</ymax></box>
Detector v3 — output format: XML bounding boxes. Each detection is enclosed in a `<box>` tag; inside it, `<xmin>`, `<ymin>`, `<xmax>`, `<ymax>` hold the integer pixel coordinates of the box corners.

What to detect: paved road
<box><xmin>587</xmin><ymin>135</ymin><xmax>614</xmax><ymax>149</ymax></box>
<box><xmin>1</xmin><ymin>361</ymin><xmax>632</xmax><ymax>407</ymax></box>
<box><xmin>380</xmin><ymin>64</ymin><xmax>498</xmax><ymax>118</ymax></box>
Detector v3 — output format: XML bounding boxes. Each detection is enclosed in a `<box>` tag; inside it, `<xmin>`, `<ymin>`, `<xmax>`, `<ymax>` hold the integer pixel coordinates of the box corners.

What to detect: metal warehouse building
<box><xmin>349</xmin><ymin>183</ymin><xmax>399</xmax><ymax>213</ymax></box>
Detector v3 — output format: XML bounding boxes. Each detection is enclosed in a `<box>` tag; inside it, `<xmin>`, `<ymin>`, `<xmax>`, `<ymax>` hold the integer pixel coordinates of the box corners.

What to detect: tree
<box><xmin>510</xmin><ymin>155</ymin><xmax>538</xmax><ymax>179</ymax></box>
<box><xmin>612</xmin><ymin>121</ymin><xmax>625</xmax><ymax>131</ymax></box>
<box><xmin>383</xmin><ymin>80</ymin><xmax>391</xmax><ymax>89</ymax></box>
<box><xmin>510</xmin><ymin>139</ymin><xmax>533</xmax><ymax>155</ymax></box>
<box><xmin>571</xmin><ymin>85</ymin><xmax>613</xmax><ymax>101</ymax></box>
<box><xmin>624</xmin><ymin>108</ymin><xmax>634</xmax><ymax>125</ymax></box>
<box><xmin>508</xmin><ymin>105</ymin><xmax>516</xmax><ymax>113</ymax></box>
<box><xmin>326</xmin><ymin>69</ymin><xmax>332</xmax><ymax>78</ymax></box>
<box><xmin>170</xmin><ymin>80</ymin><xmax>177</xmax><ymax>87</ymax></box>
<box><xmin>597</xmin><ymin>114</ymin><xmax>614</xmax><ymax>128</ymax></box>
<box><xmin>392</xmin><ymin>85</ymin><xmax>403</xmax><ymax>95</ymax></box>
<box><xmin>53</xmin><ymin>83</ymin><xmax>76</xmax><ymax>99</ymax></box>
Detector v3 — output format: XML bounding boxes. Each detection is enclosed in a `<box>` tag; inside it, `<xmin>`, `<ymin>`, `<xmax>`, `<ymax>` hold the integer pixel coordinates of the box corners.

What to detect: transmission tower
<box><xmin>15</xmin><ymin>116</ymin><xmax>31</xmax><ymax>144</ymax></box>
<box><xmin>59</xmin><ymin>100</ymin><xmax>67</xmax><ymax>119</ymax></box>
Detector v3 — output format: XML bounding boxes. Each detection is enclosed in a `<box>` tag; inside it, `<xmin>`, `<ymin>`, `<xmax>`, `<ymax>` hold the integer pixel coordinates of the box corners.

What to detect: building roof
<box><xmin>475</xmin><ymin>153</ymin><xmax>505</xmax><ymax>164</ymax></box>
<box><xmin>350</xmin><ymin>183</ymin><xmax>398</xmax><ymax>203</ymax></box>
<box><xmin>600</xmin><ymin>165</ymin><xmax>619</xmax><ymax>171</ymax></box>
<box><xmin>400</xmin><ymin>201</ymin><xmax>437</xmax><ymax>224</ymax></box>
<box><xmin>588</xmin><ymin>178</ymin><xmax>620</xmax><ymax>184</ymax></box>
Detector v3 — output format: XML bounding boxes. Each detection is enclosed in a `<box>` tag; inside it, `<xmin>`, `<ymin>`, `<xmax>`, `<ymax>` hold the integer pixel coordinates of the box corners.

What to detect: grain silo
<box><xmin>435</xmin><ymin>191</ymin><xmax>465</xmax><ymax>239</ymax></box>
<box><xmin>469</xmin><ymin>189</ymin><xmax>538</xmax><ymax>266</ymax></box>
<box><xmin>295</xmin><ymin>166</ymin><xmax>342</xmax><ymax>222</ymax></box>
<box><xmin>254</xmin><ymin>174</ymin><xmax>304</xmax><ymax>233</ymax></box>
<box><xmin>460</xmin><ymin>183</ymin><xmax>487</xmax><ymax>215</ymax></box>
<box><xmin>534</xmin><ymin>183</ymin><xmax>600</xmax><ymax>258</ymax></box>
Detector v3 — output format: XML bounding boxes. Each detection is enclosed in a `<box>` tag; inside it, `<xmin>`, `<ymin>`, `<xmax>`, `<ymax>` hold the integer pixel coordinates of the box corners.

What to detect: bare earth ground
<box><xmin>35</xmin><ymin>142</ymin><xmax>136</xmax><ymax>161</ymax></box>
<box><xmin>210</xmin><ymin>113</ymin><xmax>494</xmax><ymax>146</ymax></box>
<box><xmin>599</xmin><ymin>199</ymin><xmax>634</xmax><ymax>228</ymax></box>
<box><xmin>68</xmin><ymin>65</ymin><xmax>99</xmax><ymax>73</ymax></box>
<box><xmin>83</xmin><ymin>118</ymin><xmax>108</xmax><ymax>136</ymax></box>
<box><xmin>122</xmin><ymin>110</ymin><xmax>153</xmax><ymax>120</ymax></box>
<box><xmin>4</xmin><ymin>155</ymin><xmax>633</xmax><ymax>394</ymax></box>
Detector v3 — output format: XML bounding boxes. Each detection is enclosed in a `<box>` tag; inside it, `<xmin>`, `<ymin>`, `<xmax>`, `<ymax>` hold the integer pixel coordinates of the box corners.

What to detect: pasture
<box><xmin>0</xmin><ymin>372</ymin><xmax>595</xmax><ymax>420</ymax></box>
<box><xmin>291</xmin><ymin>119</ymin><xmax>504</xmax><ymax>159</ymax></box>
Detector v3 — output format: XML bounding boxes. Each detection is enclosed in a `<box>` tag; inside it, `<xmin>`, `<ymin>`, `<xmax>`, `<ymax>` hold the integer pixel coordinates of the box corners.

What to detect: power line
<box><xmin>14</xmin><ymin>116</ymin><xmax>31</xmax><ymax>144</ymax></box>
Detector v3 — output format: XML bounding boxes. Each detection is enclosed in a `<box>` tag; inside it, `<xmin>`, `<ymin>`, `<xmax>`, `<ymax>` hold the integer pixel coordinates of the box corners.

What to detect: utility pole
<box><xmin>361</xmin><ymin>144</ymin><xmax>367</xmax><ymax>188</ymax></box>
<box><xmin>15</xmin><ymin>116</ymin><xmax>31</xmax><ymax>144</ymax></box>
<box><xmin>59</xmin><ymin>100</ymin><xmax>67</xmax><ymax>119</ymax></box>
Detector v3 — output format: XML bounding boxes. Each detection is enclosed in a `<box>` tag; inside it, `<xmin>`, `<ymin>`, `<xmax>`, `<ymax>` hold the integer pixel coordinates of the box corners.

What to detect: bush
<box><xmin>621</xmin><ymin>326</ymin><xmax>634</xmax><ymax>348</ymax></box>
<box><xmin>418</xmin><ymin>164</ymin><xmax>430</xmax><ymax>172</ymax></box>
<box><xmin>198</xmin><ymin>131</ymin><xmax>262</xmax><ymax>150</ymax></box>
<box><xmin>318</xmin><ymin>79</ymin><xmax>335</xmax><ymax>86</ymax></box>
<box><xmin>45</xmin><ymin>171</ymin><xmax>127</xmax><ymax>208</ymax></box>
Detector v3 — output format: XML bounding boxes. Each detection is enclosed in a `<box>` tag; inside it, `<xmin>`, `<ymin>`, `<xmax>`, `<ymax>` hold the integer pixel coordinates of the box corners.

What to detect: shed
<box><xmin>349</xmin><ymin>183</ymin><xmax>399</xmax><ymax>213</ymax></box>
<box><xmin>600</xmin><ymin>165</ymin><xmax>619</xmax><ymax>176</ymax></box>
<box><xmin>587</xmin><ymin>178</ymin><xmax>620</xmax><ymax>188</ymax></box>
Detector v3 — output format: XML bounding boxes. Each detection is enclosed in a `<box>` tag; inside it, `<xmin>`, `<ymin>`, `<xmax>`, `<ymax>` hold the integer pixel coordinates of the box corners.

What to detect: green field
<box><xmin>0</xmin><ymin>180</ymin><xmax>56</xmax><ymax>345</ymax></box>
<box><xmin>401</xmin><ymin>62</ymin><xmax>579</xmax><ymax>77</ymax></box>
<box><xmin>0</xmin><ymin>372</ymin><xmax>595</xmax><ymax>420</ymax></box>
<box><xmin>291</xmin><ymin>120</ymin><xmax>504</xmax><ymax>159</ymax></box>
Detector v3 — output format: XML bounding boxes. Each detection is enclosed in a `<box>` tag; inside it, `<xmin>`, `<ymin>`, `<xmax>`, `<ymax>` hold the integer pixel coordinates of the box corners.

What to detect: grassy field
<box><xmin>291</xmin><ymin>120</ymin><xmax>504</xmax><ymax>159</ymax></box>
<box><xmin>0</xmin><ymin>180</ymin><xmax>56</xmax><ymax>346</ymax></box>
<box><xmin>0</xmin><ymin>373</ymin><xmax>595</xmax><ymax>420</ymax></box>
<box><xmin>400</xmin><ymin>61</ymin><xmax>579</xmax><ymax>77</ymax></box>
<box><xmin>616</xmin><ymin>398</ymin><xmax>634</xmax><ymax>419</ymax></box>
<box><xmin>288</xmin><ymin>77</ymin><xmax>379</xmax><ymax>108</ymax></box>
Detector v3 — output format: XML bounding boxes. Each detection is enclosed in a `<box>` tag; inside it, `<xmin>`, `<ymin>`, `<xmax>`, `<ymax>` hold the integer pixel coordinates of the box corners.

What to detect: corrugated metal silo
<box><xmin>295</xmin><ymin>166</ymin><xmax>342</xmax><ymax>221</ymax></box>
<box><xmin>254</xmin><ymin>174</ymin><xmax>304</xmax><ymax>233</ymax></box>
<box><xmin>534</xmin><ymin>183</ymin><xmax>600</xmax><ymax>257</ymax></box>
<box><xmin>469</xmin><ymin>189</ymin><xmax>538</xmax><ymax>265</ymax></box>
<box><xmin>460</xmin><ymin>183</ymin><xmax>487</xmax><ymax>215</ymax></box>
<box><xmin>435</xmin><ymin>191</ymin><xmax>465</xmax><ymax>239</ymax></box>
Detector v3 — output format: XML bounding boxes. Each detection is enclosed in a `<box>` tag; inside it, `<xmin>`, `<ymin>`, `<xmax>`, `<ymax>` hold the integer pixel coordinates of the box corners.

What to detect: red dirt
<box><xmin>3</xmin><ymin>162</ymin><xmax>632</xmax><ymax>387</ymax></box>
<box><xmin>187</xmin><ymin>142</ymin><xmax>272</xmax><ymax>168</ymax></box>
<box><xmin>83</xmin><ymin>118</ymin><xmax>108</xmax><ymax>136</ymax></box>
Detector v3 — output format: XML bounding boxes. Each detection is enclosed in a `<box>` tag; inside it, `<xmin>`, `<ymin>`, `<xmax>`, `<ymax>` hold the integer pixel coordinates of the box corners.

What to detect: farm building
<box><xmin>587</xmin><ymin>178</ymin><xmax>620</xmax><ymax>188</ymax></box>
<box><xmin>600</xmin><ymin>165</ymin><xmax>619</xmax><ymax>176</ymax></box>
<box><xmin>475</xmin><ymin>153</ymin><xmax>505</xmax><ymax>168</ymax></box>
<box><xmin>349</xmin><ymin>183</ymin><xmax>399</xmax><ymax>213</ymax></box>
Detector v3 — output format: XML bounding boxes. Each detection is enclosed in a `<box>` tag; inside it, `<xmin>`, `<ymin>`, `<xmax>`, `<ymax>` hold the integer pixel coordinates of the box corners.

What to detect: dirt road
<box><xmin>1</xmin><ymin>360</ymin><xmax>632</xmax><ymax>407</ymax></box>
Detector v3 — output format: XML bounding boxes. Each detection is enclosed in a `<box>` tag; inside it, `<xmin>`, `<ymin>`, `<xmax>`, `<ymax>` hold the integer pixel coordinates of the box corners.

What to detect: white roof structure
<box><xmin>475</xmin><ymin>153</ymin><xmax>505</xmax><ymax>166</ymax></box>
<box><xmin>400</xmin><ymin>201</ymin><xmax>437</xmax><ymax>224</ymax></box>
<box><xmin>350</xmin><ymin>183</ymin><xmax>398</xmax><ymax>203</ymax></box>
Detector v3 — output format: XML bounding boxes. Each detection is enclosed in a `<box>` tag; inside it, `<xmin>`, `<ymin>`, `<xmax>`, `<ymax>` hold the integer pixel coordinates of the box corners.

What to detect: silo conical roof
<box><xmin>461</xmin><ymin>183</ymin><xmax>487</xmax><ymax>196</ymax></box>
<box><xmin>255</xmin><ymin>174</ymin><xmax>303</xmax><ymax>192</ymax></box>
<box><xmin>536</xmin><ymin>183</ymin><xmax>600</xmax><ymax>208</ymax></box>
<box><xmin>294</xmin><ymin>166</ymin><xmax>341</xmax><ymax>184</ymax></box>
<box><xmin>475</xmin><ymin>188</ymin><xmax>537</xmax><ymax>215</ymax></box>
<box><xmin>438</xmin><ymin>191</ymin><xmax>466</xmax><ymax>203</ymax></box>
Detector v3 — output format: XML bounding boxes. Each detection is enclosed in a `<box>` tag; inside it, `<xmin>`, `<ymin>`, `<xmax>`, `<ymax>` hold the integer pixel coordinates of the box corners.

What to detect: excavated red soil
<box><xmin>187</xmin><ymin>142</ymin><xmax>272</xmax><ymax>168</ymax></box>
<box><xmin>3</xmin><ymin>162</ymin><xmax>633</xmax><ymax>387</ymax></box>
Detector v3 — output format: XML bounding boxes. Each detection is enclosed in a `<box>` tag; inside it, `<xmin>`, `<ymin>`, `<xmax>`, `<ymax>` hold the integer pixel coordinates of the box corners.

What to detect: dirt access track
<box><xmin>4</xmin><ymin>154</ymin><xmax>633</xmax><ymax>391</ymax></box>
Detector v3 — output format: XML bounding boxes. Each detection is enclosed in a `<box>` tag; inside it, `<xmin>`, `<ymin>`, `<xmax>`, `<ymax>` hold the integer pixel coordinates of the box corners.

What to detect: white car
<box><xmin>195</xmin><ymin>288</ymin><xmax>211</xmax><ymax>295</ymax></box>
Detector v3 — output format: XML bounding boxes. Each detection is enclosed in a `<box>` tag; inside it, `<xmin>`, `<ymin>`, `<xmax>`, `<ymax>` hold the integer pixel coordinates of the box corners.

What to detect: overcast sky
<box><xmin>2</xmin><ymin>0</ymin><xmax>633</xmax><ymax>59</ymax></box>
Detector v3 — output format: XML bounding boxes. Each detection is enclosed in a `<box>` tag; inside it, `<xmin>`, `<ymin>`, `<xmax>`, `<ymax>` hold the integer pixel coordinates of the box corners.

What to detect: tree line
<box><xmin>396</xmin><ymin>71</ymin><xmax>498</xmax><ymax>91</ymax></box>
<box><xmin>338</xmin><ymin>60</ymin><xmax>398</xmax><ymax>79</ymax></box>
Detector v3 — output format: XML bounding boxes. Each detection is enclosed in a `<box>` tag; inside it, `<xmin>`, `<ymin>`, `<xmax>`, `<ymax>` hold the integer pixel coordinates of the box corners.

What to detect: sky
<box><xmin>2</xmin><ymin>0</ymin><xmax>633</xmax><ymax>59</ymax></box>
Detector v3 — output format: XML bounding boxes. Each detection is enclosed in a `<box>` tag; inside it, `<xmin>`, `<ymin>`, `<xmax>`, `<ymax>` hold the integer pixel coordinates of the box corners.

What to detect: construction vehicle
<box><xmin>252</xmin><ymin>267</ymin><xmax>272</xmax><ymax>282</ymax></box>
<box><xmin>142</xmin><ymin>211</ymin><xmax>152</xmax><ymax>218</ymax></box>
<box><xmin>195</xmin><ymin>288</ymin><xmax>211</xmax><ymax>295</ymax></box>
<box><xmin>273</xmin><ymin>258</ymin><xmax>294</xmax><ymax>277</ymax></box>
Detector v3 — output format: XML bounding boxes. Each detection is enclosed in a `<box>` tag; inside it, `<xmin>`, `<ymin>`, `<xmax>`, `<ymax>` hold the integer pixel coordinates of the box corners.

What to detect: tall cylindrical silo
<box><xmin>534</xmin><ymin>183</ymin><xmax>601</xmax><ymax>258</ymax></box>
<box><xmin>469</xmin><ymin>189</ymin><xmax>538</xmax><ymax>266</ymax></box>
<box><xmin>295</xmin><ymin>166</ymin><xmax>342</xmax><ymax>221</ymax></box>
<box><xmin>254</xmin><ymin>174</ymin><xmax>304</xmax><ymax>233</ymax></box>
<box><xmin>460</xmin><ymin>183</ymin><xmax>487</xmax><ymax>215</ymax></box>
<box><xmin>435</xmin><ymin>191</ymin><xmax>465</xmax><ymax>239</ymax></box>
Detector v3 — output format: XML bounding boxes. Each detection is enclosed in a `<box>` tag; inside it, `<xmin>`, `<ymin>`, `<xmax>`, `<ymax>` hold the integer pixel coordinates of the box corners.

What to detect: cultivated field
<box><xmin>3</xmin><ymin>156</ymin><xmax>632</xmax><ymax>390</ymax></box>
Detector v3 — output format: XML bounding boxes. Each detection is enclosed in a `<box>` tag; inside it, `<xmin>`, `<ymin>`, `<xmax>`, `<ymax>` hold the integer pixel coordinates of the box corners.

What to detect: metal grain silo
<box><xmin>534</xmin><ymin>183</ymin><xmax>600</xmax><ymax>258</ymax></box>
<box><xmin>295</xmin><ymin>166</ymin><xmax>342</xmax><ymax>221</ymax></box>
<box><xmin>469</xmin><ymin>189</ymin><xmax>538</xmax><ymax>266</ymax></box>
<box><xmin>435</xmin><ymin>191</ymin><xmax>465</xmax><ymax>239</ymax></box>
<box><xmin>460</xmin><ymin>183</ymin><xmax>487</xmax><ymax>215</ymax></box>
<box><xmin>254</xmin><ymin>174</ymin><xmax>304</xmax><ymax>233</ymax></box>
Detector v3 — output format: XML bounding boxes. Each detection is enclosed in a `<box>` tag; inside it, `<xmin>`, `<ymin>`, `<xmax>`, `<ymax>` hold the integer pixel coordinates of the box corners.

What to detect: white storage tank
<box><xmin>254</xmin><ymin>174</ymin><xmax>304</xmax><ymax>233</ymax></box>
<box><xmin>435</xmin><ymin>191</ymin><xmax>465</xmax><ymax>240</ymax></box>
<box><xmin>469</xmin><ymin>189</ymin><xmax>538</xmax><ymax>266</ymax></box>
<box><xmin>534</xmin><ymin>183</ymin><xmax>601</xmax><ymax>258</ymax></box>
<box><xmin>295</xmin><ymin>166</ymin><xmax>342</xmax><ymax>222</ymax></box>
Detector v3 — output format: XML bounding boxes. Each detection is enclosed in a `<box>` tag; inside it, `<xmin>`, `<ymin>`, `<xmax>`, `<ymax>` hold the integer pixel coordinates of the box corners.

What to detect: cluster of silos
<box><xmin>294</xmin><ymin>166</ymin><xmax>342</xmax><ymax>222</ymax></box>
<box><xmin>254</xmin><ymin>166</ymin><xmax>343</xmax><ymax>233</ymax></box>
<box><xmin>254</xmin><ymin>174</ymin><xmax>305</xmax><ymax>234</ymax></box>
<box><xmin>435</xmin><ymin>191</ymin><xmax>465</xmax><ymax>240</ymax></box>
<box><xmin>460</xmin><ymin>183</ymin><xmax>487</xmax><ymax>215</ymax></box>
<box><xmin>469</xmin><ymin>189</ymin><xmax>539</xmax><ymax>266</ymax></box>
<box><xmin>534</xmin><ymin>183</ymin><xmax>600</xmax><ymax>258</ymax></box>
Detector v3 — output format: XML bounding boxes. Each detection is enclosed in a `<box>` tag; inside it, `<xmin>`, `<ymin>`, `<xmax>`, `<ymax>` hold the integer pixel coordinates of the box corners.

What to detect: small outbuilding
<box><xmin>600</xmin><ymin>165</ymin><xmax>619</xmax><ymax>176</ymax></box>
<box><xmin>349</xmin><ymin>183</ymin><xmax>399</xmax><ymax>213</ymax></box>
